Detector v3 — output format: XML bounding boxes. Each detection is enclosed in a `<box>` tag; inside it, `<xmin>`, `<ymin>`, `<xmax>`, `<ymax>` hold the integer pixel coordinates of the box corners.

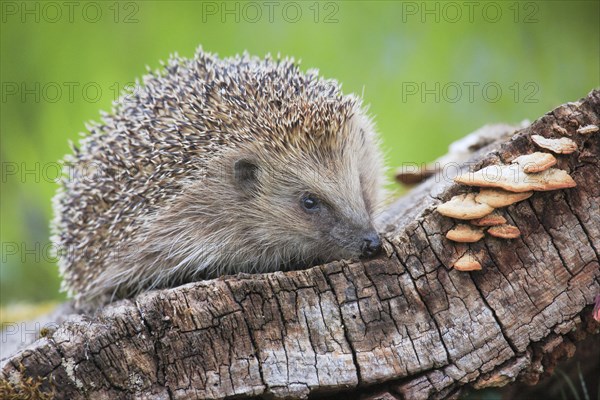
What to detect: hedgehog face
<box><xmin>233</xmin><ymin>155</ymin><xmax>382</xmax><ymax>266</ymax></box>
<box><xmin>227</xmin><ymin>120</ymin><xmax>384</xmax><ymax>268</ymax></box>
<box><xmin>295</xmin><ymin>189</ymin><xmax>382</xmax><ymax>261</ymax></box>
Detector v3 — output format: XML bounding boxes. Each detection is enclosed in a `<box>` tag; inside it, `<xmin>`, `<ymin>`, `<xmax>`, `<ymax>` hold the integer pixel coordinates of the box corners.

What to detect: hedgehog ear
<box><xmin>233</xmin><ymin>158</ymin><xmax>260</xmax><ymax>194</ymax></box>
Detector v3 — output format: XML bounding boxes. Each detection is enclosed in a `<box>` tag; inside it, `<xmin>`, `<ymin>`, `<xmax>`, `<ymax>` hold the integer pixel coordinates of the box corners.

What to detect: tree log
<box><xmin>2</xmin><ymin>90</ymin><xmax>599</xmax><ymax>400</ymax></box>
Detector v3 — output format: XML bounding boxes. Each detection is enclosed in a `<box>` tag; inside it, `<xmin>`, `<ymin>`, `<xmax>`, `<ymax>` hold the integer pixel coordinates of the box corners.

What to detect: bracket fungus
<box><xmin>469</xmin><ymin>211</ymin><xmax>507</xmax><ymax>227</ymax></box>
<box><xmin>395</xmin><ymin>164</ymin><xmax>434</xmax><ymax>185</ymax></box>
<box><xmin>488</xmin><ymin>224</ymin><xmax>521</xmax><ymax>239</ymax></box>
<box><xmin>454</xmin><ymin>165</ymin><xmax>576</xmax><ymax>192</ymax></box>
<box><xmin>453</xmin><ymin>252</ymin><xmax>483</xmax><ymax>271</ymax></box>
<box><xmin>436</xmin><ymin>193</ymin><xmax>494</xmax><ymax>220</ymax></box>
<box><xmin>531</xmin><ymin>134</ymin><xmax>577</xmax><ymax>154</ymax></box>
<box><xmin>512</xmin><ymin>152</ymin><xmax>557</xmax><ymax>173</ymax></box>
<box><xmin>446</xmin><ymin>224</ymin><xmax>485</xmax><ymax>243</ymax></box>
<box><xmin>437</xmin><ymin>132</ymin><xmax>579</xmax><ymax>272</ymax></box>
<box><xmin>577</xmin><ymin>124</ymin><xmax>599</xmax><ymax>135</ymax></box>
<box><xmin>475</xmin><ymin>188</ymin><xmax>533</xmax><ymax>208</ymax></box>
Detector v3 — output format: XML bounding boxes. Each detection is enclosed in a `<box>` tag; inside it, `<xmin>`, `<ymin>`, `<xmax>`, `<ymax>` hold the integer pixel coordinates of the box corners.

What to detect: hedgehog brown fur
<box><xmin>52</xmin><ymin>48</ymin><xmax>386</xmax><ymax>305</ymax></box>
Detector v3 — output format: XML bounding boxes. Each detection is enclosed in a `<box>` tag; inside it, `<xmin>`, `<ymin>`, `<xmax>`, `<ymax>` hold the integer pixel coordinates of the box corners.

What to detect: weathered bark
<box><xmin>2</xmin><ymin>90</ymin><xmax>599</xmax><ymax>400</ymax></box>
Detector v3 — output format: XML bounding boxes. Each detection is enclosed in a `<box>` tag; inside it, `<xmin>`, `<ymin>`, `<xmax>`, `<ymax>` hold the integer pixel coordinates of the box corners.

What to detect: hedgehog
<box><xmin>52</xmin><ymin>48</ymin><xmax>387</xmax><ymax>305</ymax></box>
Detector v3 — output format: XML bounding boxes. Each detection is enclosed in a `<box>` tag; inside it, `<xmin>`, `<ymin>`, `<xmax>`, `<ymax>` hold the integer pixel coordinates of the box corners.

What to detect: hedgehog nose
<box><xmin>361</xmin><ymin>232</ymin><xmax>382</xmax><ymax>258</ymax></box>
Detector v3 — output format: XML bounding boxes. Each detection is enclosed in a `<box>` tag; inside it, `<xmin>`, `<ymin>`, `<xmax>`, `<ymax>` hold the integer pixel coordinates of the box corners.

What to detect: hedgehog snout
<box><xmin>360</xmin><ymin>231</ymin><xmax>382</xmax><ymax>258</ymax></box>
<box><xmin>327</xmin><ymin>223</ymin><xmax>382</xmax><ymax>261</ymax></box>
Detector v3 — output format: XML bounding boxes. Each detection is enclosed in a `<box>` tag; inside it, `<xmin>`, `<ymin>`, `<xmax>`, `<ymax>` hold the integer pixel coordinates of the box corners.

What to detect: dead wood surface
<box><xmin>2</xmin><ymin>90</ymin><xmax>599</xmax><ymax>400</ymax></box>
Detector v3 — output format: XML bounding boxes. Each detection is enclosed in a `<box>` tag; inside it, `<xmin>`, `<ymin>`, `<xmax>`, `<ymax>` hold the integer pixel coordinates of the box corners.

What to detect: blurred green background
<box><xmin>1</xmin><ymin>0</ymin><xmax>599</xmax><ymax>311</ymax></box>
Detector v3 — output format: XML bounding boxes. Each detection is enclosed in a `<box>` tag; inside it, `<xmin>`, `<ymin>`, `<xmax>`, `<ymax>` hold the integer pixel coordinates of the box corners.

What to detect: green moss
<box><xmin>0</xmin><ymin>366</ymin><xmax>54</xmax><ymax>400</ymax></box>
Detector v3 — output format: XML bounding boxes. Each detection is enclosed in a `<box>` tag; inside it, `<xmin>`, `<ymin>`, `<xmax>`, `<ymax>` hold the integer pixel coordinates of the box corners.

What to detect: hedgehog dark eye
<box><xmin>301</xmin><ymin>193</ymin><xmax>320</xmax><ymax>212</ymax></box>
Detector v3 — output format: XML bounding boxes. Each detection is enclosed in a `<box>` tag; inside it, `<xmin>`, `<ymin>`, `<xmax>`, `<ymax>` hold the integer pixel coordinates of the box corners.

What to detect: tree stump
<box><xmin>2</xmin><ymin>90</ymin><xmax>599</xmax><ymax>400</ymax></box>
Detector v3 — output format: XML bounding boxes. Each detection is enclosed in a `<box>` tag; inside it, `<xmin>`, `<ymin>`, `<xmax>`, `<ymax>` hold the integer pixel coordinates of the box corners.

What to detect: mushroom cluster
<box><xmin>435</xmin><ymin>122</ymin><xmax>598</xmax><ymax>271</ymax></box>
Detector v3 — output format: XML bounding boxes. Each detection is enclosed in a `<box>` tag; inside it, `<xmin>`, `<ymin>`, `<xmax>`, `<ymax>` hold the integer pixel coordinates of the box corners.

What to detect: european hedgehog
<box><xmin>52</xmin><ymin>48</ymin><xmax>386</xmax><ymax>305</ymax></box>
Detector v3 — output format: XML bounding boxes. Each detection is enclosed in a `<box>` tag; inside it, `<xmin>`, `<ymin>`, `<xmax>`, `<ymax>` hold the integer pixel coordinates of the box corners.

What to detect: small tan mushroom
<box><xmin>512</xmin><ymin>152</ymin><xmax>557</xmax><ymax>173</ymax></box>
<box><xmin>531</xmin><ymin>134</ymin><xmax>577</xmax><ymax>154</ymax></box>
<box><xmin>475</xmin><ymin>188</ymin><xmax>533</xmax><ymax>208</ymax></box>
<box><xmin>453</xmin><ymin>252</ymin><xmax>482</xmax><ymax>271</ymax></box>
<box><xmin>436</xmin><ymin>193</ymin><xmax>494</xmax><ymax>220</ymax></box>
<box><xmin>488</xmin><ymin>224</ymin><xmax>521</xmax><ymax>239</ymax></box>
<box><xmin>577</xmin><ymin>124</ymin><xmax>599</xmax><ymax>135</ymax></box>
<box><xmin>455</xmin><ymin>165</ymin><xmax>576</xmax><ymax>192</ymax></box>
<box><xmin>470</xmin><ymin>211</ymin><xmax>507</xmax><ymax>226</ymax></box>
<box><xmin>446</xmin><ymin>224</ymin><xmax>485</xmax><ymax>243</ymax></box>
<box><xmin>552</xmin><ymin>123</ymin><xmax>569</xmax><ymax>135</ymax></box>
<box><xmin>395</xmin><ymin>165</ymin><xmax>434</xmax><ymax>185</ymax></box>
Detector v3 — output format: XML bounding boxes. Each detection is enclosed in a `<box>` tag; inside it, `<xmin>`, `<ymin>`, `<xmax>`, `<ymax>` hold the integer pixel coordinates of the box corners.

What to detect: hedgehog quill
<box><xmin>52</xmin><ymin>48</ymin><xmax>386</xmax><ymax>305</ymax></box>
